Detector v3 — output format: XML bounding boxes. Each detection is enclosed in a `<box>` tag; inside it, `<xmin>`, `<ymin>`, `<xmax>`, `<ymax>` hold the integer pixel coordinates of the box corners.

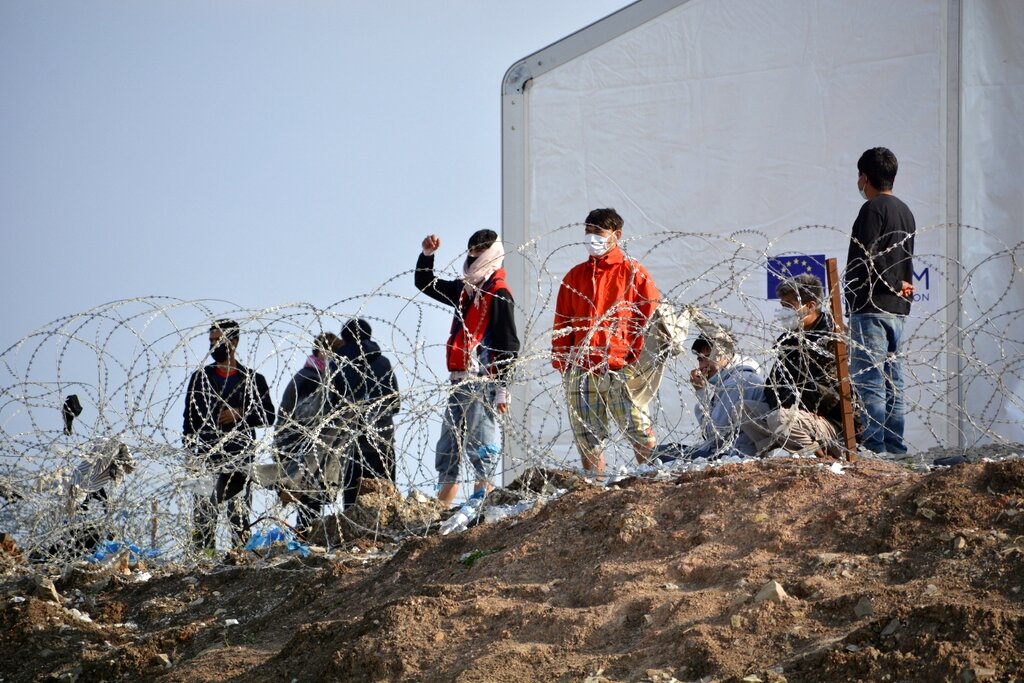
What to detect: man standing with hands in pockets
<box><xmin>552</xmin><ymin>208</ymin><xmax>661</xmax><ymax>481</ymax></box>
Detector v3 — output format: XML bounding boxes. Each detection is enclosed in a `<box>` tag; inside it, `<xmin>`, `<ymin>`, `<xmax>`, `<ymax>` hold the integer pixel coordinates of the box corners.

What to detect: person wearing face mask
<box><xmin>415</xmin><ymin>229</ymin><xmax>520</xmax><ymax>506</ymax></box>
<box><xmin>740</xmin><ymin>274</ymin><xmax>847</xmax><ymax>458</ymax></box>
<box><xmin>552</xmin><ymin>208</ymin><xmax>661</xmax><ymax>480</ymax></box>
<box><xmin>685</xmin><ymin>331</ymin><xmax>766</xmax><ymax>460</ymax></box>
<box><xmin>183</xmin><ymin>319</ymin><xmax>275</xmax><ymax>553</ymax></box>
<box><xmin>844</xmin><ymin>147</ymin><xmax>916</xmax><ymax>456</ymax></box>
<box><xmin>272</xmin><ymin>332</ymin><xmax>340</xmax><ymax>538</ymax></box>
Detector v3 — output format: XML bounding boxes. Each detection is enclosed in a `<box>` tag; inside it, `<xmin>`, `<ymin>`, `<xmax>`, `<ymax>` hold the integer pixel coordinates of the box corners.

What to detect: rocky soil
<box><xmin>2</xmin><ymin>456</ymin><xmax>1023</xmax><ymax>682</ymax></box>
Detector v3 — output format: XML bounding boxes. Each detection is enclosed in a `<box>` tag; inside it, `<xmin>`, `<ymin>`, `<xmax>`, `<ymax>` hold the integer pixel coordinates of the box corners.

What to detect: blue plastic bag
<box><xmin>86</xmin><ymin>539</ymin><xmax>158</xmax><ymax>564</ymax></box>
<box><xmin>245</xmin><ymin>525</ymin><xmax>306</xmax><ymax>555</ymax></box>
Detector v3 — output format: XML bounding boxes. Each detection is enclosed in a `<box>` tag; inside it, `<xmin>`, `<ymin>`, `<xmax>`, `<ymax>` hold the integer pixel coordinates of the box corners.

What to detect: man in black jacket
<box><xmin>845</xmin><ymin>147</ymin><xmax>915</xmax><ymax>455</ymax></box>
<box><xmin>183</xmin><ymin>319</ymin><xmax>275</xmax><ymax>552</ymax></box>
<box><xmin>332</xmin><ymin>318</ymin><xmax>400</xmax><ymax>509</ymax></box>
<box><xmin>741</xmin><ymin>275</ymin><xmax>844</xmax><ymax>457</ymax></box>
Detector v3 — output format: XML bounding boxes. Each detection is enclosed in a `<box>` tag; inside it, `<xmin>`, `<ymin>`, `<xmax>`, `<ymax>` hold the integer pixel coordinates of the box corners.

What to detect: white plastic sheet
<box><xmin>960</xmin><ymin>0</ymin><xmax>1024</xmax><ymax>444</ymax></box>
<box><xmin>506</xmin><ymin>0</ymin><xmax>1023</xmax><ymax>462</ymax></box>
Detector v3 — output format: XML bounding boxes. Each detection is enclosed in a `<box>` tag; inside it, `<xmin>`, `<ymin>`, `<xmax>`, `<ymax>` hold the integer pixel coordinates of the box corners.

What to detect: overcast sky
<box><xmin>0</xmin><ymin>0</ymin><xmax>627</xmax><ymax>352</ymax></box>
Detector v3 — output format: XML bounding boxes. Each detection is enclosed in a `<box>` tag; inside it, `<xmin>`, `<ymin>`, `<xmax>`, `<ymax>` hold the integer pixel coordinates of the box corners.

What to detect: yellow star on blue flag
<box><xmin>766</xmin><ymin>254</ymin><xmax>828</xmax><ymax>299</ymax></box>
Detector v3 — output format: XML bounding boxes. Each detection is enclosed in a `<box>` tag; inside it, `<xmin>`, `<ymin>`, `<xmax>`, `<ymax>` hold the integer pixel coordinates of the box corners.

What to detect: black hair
<box><xmin>467</xmin><ymin>229</ymin><xmax>498</xmax><ymax>250</ymax></box>
<box><xmin>691</xmin><ymin>335</ymin><xmax>713</xmax><ymax>356</ymax></box>
<box><xmin>210</xmin><ymin>319</ymin><xmax>240</xmax><ymax>340</ymax></box>
<box><xmin>776</xmin><ymin>273</ymin><xmax>823</xmax><ymax>306</ymax></box>
<box><xmin>585</xmin><ymin>208</ymin><xmax>624</xmax><ymax>233</ymax></box>
<box><xmin>857</xmin><ymin>147</ymin><xmax>898</xmax><ymax>191</ymax></box>
<box><xmin>314</xmin><ymin>332</ymin><xmax>339</xmax><ymax>355</ymax></box>
<box><xmin>341</xmin><ymin>318</ymin><xmax>372</xmax><ymax>344</ymax></box>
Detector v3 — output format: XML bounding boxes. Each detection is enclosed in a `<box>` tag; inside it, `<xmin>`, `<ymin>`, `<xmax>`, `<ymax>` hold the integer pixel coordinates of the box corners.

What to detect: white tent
<box><xmin>501</xmin><ymin>0</ymin><xmax>1024</xmax><ymax>473</ymax></box>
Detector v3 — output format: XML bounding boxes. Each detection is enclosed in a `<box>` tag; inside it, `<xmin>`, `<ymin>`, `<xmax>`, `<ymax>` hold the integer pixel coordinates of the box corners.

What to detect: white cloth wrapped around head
<box><xmin>462</xmin><ymin>240</ymin><xmax>505</xmax><ymax>287</ymax></box>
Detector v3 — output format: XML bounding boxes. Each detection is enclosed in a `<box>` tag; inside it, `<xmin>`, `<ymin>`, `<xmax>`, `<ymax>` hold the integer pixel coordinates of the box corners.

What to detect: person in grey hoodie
<box><xmin>685</xmin><ymin>331</ymin><xmax>766</xmax><ymax>460</ymax></box>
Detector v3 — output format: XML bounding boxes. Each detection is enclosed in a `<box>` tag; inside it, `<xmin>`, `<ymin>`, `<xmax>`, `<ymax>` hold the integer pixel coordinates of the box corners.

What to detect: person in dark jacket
<box><xmin>740</xmin><ymin>274</ymin><xmax>845</xmax><ymax>458</ymax></box>
<box><xmin>416</xmin><ymin>229</ymin><xmax>520</xmax><ymax>506</ymax></box>
<box><xmin>183</xmin><ymin>319</ymin><xmax>274</xmax><ymax>552</ymax></box>
<box><xmin>845</xmin><ymin>147</ymin><xmax>915</xmax><ymax>455</ymax></box>
<box><xmin>274</xmin><ymin>332</ymin><xmax>339</xmax><ymax>536</ymax></box>
<box><xmin>332</xmin><ymin>318</ymin><xmax>400</xmax><ymax>509</ymax></box>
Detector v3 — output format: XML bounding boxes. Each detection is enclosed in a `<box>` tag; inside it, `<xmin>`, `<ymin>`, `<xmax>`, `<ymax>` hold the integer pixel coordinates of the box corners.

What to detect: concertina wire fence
<box><xmin>0</xmin><ymin>223</ymin><xmax>1021</xmax><ymax>569</ymax></box>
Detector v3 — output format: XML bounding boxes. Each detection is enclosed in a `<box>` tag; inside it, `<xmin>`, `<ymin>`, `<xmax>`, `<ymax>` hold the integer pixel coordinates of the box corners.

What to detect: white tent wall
<box><xmin>959</xmin><ymin>0</ymin><xmax>1024</xmax><ymax>444</ymax></box>
<box><xmin>501</xmin><ymin>0</ymin><xmax>1023</xmax><ymax>478</ymax></box>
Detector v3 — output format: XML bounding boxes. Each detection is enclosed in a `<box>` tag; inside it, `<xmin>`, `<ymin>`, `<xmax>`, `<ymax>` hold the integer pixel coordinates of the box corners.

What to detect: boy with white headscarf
<box><xmin>415</xmin><ymin>229</ymin><xmax>521</xmax><ymax>506</ymax></box>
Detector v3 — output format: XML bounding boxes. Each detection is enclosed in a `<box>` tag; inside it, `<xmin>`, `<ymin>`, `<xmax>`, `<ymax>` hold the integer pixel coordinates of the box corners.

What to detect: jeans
<box><xmin>849</xmin><ymin>313</ymin><xmax>907</xmax><ymax>454</ymax></box>
<box><xmin>435</xmin><ymin>380</ymin><xmax>500</xmax><ymax>485</ymax></box>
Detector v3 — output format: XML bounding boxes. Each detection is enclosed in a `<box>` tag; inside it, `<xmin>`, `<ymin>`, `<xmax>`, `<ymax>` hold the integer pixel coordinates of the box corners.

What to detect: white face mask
<box><xmin>858</xmin><ymin>177</ymin><xmax>868</xmax><ymax>201</ymax></box>
<box><xmin>774</xmin><ymin>306</ymin><xmax>804</xmax><ymax>331</ymax></box>
<box><xmin>585</xmin><ymin>233</ymin><xmax>611</xmax><ymax>258</ymax></box>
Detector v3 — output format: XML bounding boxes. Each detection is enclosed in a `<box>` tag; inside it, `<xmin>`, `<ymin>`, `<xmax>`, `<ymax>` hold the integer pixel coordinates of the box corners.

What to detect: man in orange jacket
<box><xmin>552</xmin><ymin>208</ymin><xmax>660</xmax><ymax>479</ymax></box>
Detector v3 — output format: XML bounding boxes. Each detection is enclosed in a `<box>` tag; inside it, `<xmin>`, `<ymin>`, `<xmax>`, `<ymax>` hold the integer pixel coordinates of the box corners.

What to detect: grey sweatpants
<box><xmin>739</xmin><ymin>401</ymin><xmax>840</xmax><ymax>457</ymax></box>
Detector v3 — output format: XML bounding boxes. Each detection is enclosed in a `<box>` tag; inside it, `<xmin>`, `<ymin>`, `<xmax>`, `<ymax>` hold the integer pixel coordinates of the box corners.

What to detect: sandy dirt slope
<box><xmin>2</xmin><ymin>457</ymin><xmax>1023</xmax><ymax>682</ymax></box>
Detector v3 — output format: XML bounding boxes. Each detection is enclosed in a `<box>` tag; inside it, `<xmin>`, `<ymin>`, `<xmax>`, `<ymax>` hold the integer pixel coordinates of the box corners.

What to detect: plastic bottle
<box><xmin>440</xmin><ymin>490</ymin><xmax>486</xmax><ymax>536</ymax></box>
<box><xmin>483</xmin><ymin>499</ymin><xmax>536</xmax><ymax>524</ymax></box>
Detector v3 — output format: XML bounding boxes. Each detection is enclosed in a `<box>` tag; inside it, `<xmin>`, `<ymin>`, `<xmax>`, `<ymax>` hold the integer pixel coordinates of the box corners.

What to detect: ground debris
<box><xmin>4</xmin><ymin>457</ymin><xmax>1024</xmax><ymax>682</ymax></box>
<box><xmin>754</xmin><ymin>580</ymin><xmax>789</xmax><ymax>604</ymax></box>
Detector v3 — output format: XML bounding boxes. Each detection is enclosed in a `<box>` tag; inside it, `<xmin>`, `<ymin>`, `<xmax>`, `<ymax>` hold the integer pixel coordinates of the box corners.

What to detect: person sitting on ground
<box><xmin>31</xmin><ymin>439</ymin><xmax>136</xmax><ymax>563</ymax></box>
<box><xmin>331</xmin><ymin>318</ymin><xmax>401</xmax><ymax>510</ymax></box>
<box><xmin>740</xmin><ymin>274</ymin><xmax>847</xmax><ymax>458</ymax></box>
<box><xmin>685</xmin><ymin>330</ymin><xmax>765</xmax><ymax>460</ymax></box>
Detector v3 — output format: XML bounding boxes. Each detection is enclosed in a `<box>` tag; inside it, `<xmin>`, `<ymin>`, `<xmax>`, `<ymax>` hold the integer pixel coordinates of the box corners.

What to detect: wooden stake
<box><xmin>825</xmin><ymin>258</ymin><xmax>858</xmax><ymax>462</ymax></box>
<box><xmin>150</xmin><ymin>499</ymin><xmax>158</xmax><ymax>550</ymax></box>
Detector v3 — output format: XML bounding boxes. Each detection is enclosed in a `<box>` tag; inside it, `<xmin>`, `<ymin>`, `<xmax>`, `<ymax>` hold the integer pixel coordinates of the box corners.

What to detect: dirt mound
<box><xmin>2</xmin><ymin>458</ymin><xmax>1023</xmax><ymax>682</ymax></box>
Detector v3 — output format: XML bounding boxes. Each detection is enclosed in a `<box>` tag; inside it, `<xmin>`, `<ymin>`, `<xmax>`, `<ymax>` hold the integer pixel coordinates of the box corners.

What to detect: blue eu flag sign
<box><xmin>767</xmin><ymin>254</ymin><xmax>828</xmax><ymax>299</ymax></box>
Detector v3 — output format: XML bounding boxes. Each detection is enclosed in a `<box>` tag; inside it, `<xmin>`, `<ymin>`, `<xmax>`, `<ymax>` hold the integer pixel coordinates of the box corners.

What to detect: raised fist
<box><xmin>422</xmin><ymin>234</ymin><xmax>441</xmax><ymax>256</ymax></box>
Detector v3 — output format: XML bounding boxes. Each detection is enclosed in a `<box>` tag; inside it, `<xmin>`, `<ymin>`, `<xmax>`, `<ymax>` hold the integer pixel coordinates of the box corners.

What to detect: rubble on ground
<box><xmin>2</xmin><ymin>455</ymin><xmax>1023</xmax><ymax>681</ymax></box>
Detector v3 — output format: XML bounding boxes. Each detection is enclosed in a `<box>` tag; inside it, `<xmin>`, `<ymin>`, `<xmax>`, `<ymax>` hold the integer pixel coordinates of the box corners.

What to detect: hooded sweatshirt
<box><xmin>689</xmin><ymin>355</ymin><xmax>766</xmax><ymax>459</ymax></box>
<box><xmin>765</xmin><ymin>312</ymin><xmax>843</xmax><ymax>432</ymax></box>
<box><xmin>331</xmin><ymin>337</ymin><xmax>400</xmax><ymax>420</ymax></box>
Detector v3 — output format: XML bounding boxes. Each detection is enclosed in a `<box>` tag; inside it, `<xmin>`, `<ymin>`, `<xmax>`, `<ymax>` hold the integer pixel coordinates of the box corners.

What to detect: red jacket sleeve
<box><xmin>552</xmin><ymin>275</ymin><xmax>576</xmax><ymax>372</ymax></box>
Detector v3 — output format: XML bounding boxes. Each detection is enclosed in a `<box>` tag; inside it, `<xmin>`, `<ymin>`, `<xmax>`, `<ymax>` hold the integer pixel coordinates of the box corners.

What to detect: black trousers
<box><xmin>294</xmin><ymin>493</ymin><xmax>323</xmax><ymax>538</ymax></box>
<box><xmin>192</xmin><ymin>471</ymin><xmax>251</xmax><ymax>551</ymax></box>
<box><xmin>342</xmin><ymin>418</ymin><xmax>396</xmax><ymax>509</ymax></box>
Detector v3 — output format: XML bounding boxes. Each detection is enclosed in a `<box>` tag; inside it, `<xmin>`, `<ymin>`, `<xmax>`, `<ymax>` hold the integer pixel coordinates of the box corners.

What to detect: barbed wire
<box><xmin>0</xmin><ymin>223</ymin><xmax>1021</xmax><ymax>569</ymax></box>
